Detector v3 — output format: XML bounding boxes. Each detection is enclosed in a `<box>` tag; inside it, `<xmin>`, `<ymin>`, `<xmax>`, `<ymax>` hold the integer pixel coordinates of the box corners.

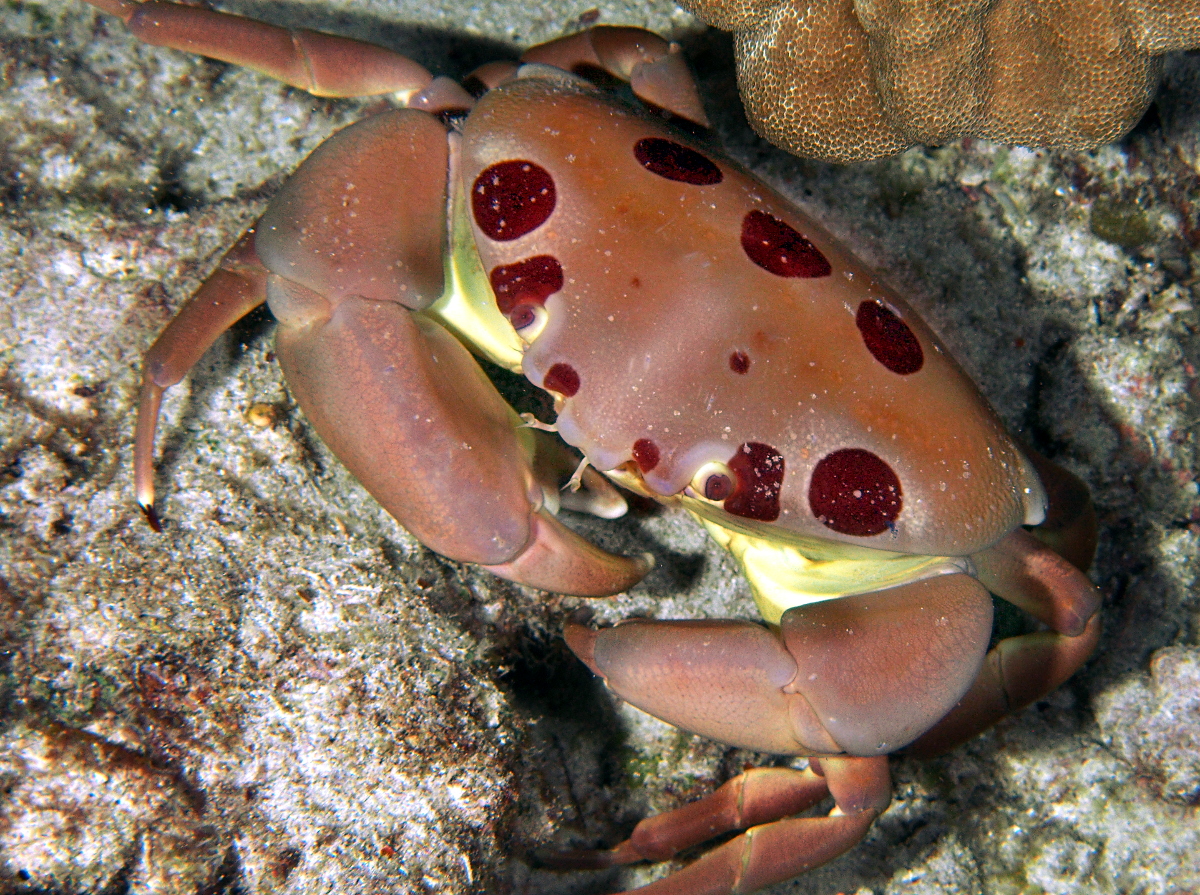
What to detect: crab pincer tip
<box><xmin>562</xmin><ymin>623</ymin><xmax>602</xmax><ymax>676</ymax></box>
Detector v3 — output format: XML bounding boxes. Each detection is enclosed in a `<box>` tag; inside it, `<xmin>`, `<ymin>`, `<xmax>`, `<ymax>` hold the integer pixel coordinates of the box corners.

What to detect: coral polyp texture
<box><xmin>680</xmin><ymin>0</ymin><xmax>1200</xmax><ymax>162</ymax></box>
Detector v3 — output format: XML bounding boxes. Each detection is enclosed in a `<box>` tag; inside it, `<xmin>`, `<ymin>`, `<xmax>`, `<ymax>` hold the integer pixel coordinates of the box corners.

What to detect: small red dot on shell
<box><xmin>808</xmin><ymin>448</ymin><xmax>902</xmax><ymax>536</ymax></box>
<box><xmin>489</xmin><ymin>255</ymin><xmax>563</xmax><ymax>321</ymax></box>
<box><xmin>543</xmin><ymin>362</ymin><xmax>580</xmax><ymax>397</ymax></box>
<box><xmin>632</xmin><ymin>439</ymin><xmax>660</xmax><ymax>472</ymax></box>
<box><xmin>724</xmin><ymin>442</ymin><xmax>784</xmax><ymax>521</ymax></box>
<box><xmin>472</xmin><ymin>160</ymin><xmax>556</xmax><ymax>241</ymax></box>
<box><xmin>741</xmin><ymin>210</ymin><xmax>832</xmax><ymax>278</ymax></box>
<box><xmin>855</xmin><ymin>301</ymin><xmax>924</xmax><ymax>375</ymax></box>
<box><xmin>634</xmin><ymin>137</ymin><xmax>723</xmax><ymax>186</ymax></box>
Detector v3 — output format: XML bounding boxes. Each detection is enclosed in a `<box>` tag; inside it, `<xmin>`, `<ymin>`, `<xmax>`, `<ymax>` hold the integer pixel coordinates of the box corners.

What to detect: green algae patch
<box><xmin>1090</xmin><ymin>197</ymin><xmax>1152</xmax><ymax>249</ymax></box>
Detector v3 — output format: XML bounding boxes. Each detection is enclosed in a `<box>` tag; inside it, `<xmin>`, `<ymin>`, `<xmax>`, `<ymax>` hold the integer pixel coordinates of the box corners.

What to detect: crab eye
<box><xmin>690</xmin><ymin>461</ymin><xmax>735</xmax><ymax>502</ymax></box>
<box><xmin>511</xmin><ymin>304</ymin><xmax>549</xmax><ymax>341</ymax></box>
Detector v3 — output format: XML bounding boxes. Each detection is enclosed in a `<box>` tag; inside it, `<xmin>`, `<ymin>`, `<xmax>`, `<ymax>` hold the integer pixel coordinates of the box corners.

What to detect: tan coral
<box><xmin>680</xmin><ymin>0</ymin><xmax>1200</xmax><ymax>162</ymax></box>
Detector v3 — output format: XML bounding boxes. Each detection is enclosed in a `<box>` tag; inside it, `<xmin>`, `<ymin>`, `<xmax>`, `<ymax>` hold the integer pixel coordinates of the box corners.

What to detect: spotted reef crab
<box><xmin>89</xmin><ymin>2</ymin><xmax>1103</xmax><ymax>891</ymax></box>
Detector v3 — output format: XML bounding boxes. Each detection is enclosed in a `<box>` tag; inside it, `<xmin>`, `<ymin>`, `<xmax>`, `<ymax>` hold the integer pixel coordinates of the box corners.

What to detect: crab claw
<box><xmin>133</xmin><ymin>107</ymin><xmax>650</xmax><ymax>598</ymax></box>
<box><xmin>485</xmin><ymin>509</ymin><xmax>652</xmax><ymax>597</ymax></box>
<box><xmin>565</xmin><ymin>572</ymin><xmax>995</xmax><ymax>755</ymax></box>
<box><xmin>270</xmin><ymin>282</ymin><xmax>651</xmax><ymax>598</ymax></box>
<box><xmin>247</xmin><ymin>109</ymin><xmax>653</xmax><ymax>598</ymax></box>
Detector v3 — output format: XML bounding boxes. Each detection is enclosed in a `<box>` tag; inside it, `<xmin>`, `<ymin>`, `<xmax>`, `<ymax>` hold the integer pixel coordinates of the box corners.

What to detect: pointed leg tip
<box><xmin>85</xmin><ymin>0</ymin><xmax>138</xmax><ymax>21</ymax></box>
<box><xmin>528</xmin><ymin>845</ymin><xmax>622</xmax><ymax>871</ymax></box>
<box><xmin>139</xmin><ymin>502</ymin><xmax>163</xmax><ymax>532</ymax></box>
<box><xmin>530</xmin><ymin>837</ymin><xmax>645</xmax><ymax>870</ymax></box>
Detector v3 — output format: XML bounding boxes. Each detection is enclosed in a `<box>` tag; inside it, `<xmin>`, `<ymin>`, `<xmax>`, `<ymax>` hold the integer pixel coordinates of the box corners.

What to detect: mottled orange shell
<box><xmin>679</xmin><ymin>0</ymin><xmax>1200</xmax><ymax>162</ymax></box>
<box><xmin>459</xmin><ymin>75</ymin><xmax>1043</xmax><ymax>558</ymax></box>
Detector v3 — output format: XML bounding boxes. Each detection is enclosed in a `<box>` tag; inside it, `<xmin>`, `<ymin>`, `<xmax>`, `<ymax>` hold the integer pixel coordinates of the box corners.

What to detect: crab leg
<box><xmin>549</xmin><ymin>759</ymin><xmax>890</xmax><ymax>895</ymax></box>
<box><xmin>133</xmin><ymin>101</ymin><xmax>649</xmax><ymax>596</ymax></box>
<box><xmin>1021</xmin><ymin>446</ymin><xmax>1100</xmax><ymax>572</ymax></box>
<box><xmin>83</xmin><ymin>0</ymin><xmax>434</xmax><ymax>101</ymax></box>
<box><xmin>901</xmin><ymin>452</ymin><xmax>1104</xmax><ymax>757</ymax></box>
<box><xmin>550</xmin><ymin>767</ymin><xmax>830</xmax><ymax>870</ymax></box>
<box><xmin>269</xmin><ymin>279</ymin><xmax>648</xmax><ymax>595</ymax></box>
<box><xmin>559</xmin><ymin>577</ymin><xmax>997</xmax><ymax>888</ymax></box>
<box><xmin>133</xmin><ymin>229</ymin><xmax>267</xmax><ymax>529</ymax></box>
<box><xmin>520</xmin><ymin>26</ymin><xmax>711</xmax><ymax>128</ymax></box>
<box><xmin>566</xmin><ymin>573</ymin><xmax>995</xmax><ymax>756</ymax></box>
<box><xmin>906</xmin><ymin>528</ymin><xmax>1102</xmax><ymax>757</ymax></box>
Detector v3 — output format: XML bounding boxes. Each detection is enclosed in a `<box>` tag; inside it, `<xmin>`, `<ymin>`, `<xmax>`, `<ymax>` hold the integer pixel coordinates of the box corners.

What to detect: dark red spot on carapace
<box><xmin>632</xmin><ymin>439</ymin><xmax>660</xmax><ymax>472</ymax></box>
<box><xmin>634</xmin><ymin>137</ymin><xmax>723</xmax><ymax>185</ymax></box>
<box><xmin>808</xmin><ymin>448</ymin><xmax>902</xmax><ymax>536</ymax></box>
<box><xmin>472</xmin><ymin>160</ymin><xmax>555</xmax><ymax>241</ymax></box>
<box><xmin>489</xmin><ymin>255</ymin><xmax>563</xmax><ymax>327</ymax></box>
<box><xmin>741</xmin><ymin>210</ymin><xmax>832</xmax><ymax>278</ymax></box>
<box><xmin>729</xmin><ymin>350</ymin><xmax>750</xmax><ymax>374</ymax></box>
<box><xmin>723</xmin><ymin>443</ymin><xmax>784</xmax><ymax>521</ymax></box>
<box><xmin>856</xmin><ymin>301</ymin><xmax>924</xmax><ymax>375</ymax></box>
<box><xmin>543</xmin><ymin>363</ymin><xmax>580</xmax><ymax>397</ymax></box>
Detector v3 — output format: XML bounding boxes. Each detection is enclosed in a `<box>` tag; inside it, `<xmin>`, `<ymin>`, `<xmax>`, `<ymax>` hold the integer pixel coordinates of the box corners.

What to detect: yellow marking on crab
<box><xmin>422</xmin><ymin>180</ymin><xmax>540</xmax><ymax>462</ymax></box>
<box><xmin>688</xmin><ymin>505</ymin><xmax>968</xmax><ymax>627</ymax></box>
<box><xmin>607</xmin><ymin>464</ymin><xmax>972</xmax><ymax>626</ymax></box>
<box><xmin>424</xmin><ymin>173</ymin><xmax>524</xmax><ymax>374</ymax></box>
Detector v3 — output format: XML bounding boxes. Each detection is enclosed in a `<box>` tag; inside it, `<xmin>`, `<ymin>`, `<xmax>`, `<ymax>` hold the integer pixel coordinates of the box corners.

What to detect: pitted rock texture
<box><xmin>680</xmin><ymin>0</ymin><xmax>1200</xmax><ymax>162</ymax></box>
